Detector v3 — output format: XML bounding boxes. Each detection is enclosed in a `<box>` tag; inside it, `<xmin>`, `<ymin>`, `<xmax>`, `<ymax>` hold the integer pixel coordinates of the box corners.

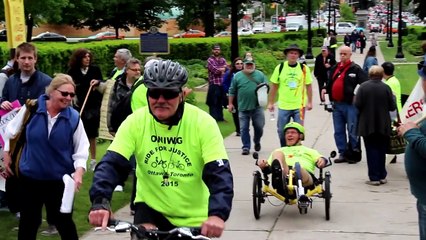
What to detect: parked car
<box><xmin>79</xmin><ymin>31</ymin><xmax>125</xmax><ymax>42</ymax></box>
<box><xmin>0</xmin><ymin>29</ymin><xmax>7</xmax><ymax>41</ymax></box>
<box><xmin>285</xmin><ymin>23</ymin><xmax>303</xmax><ymax>31</ymax></box>
<box><xmin>214</xmin><ymin>31</ymin><xmax>232</xmax><ymax>37</ymax></box>
<box><xmin>32</xmin><ymin>32</ymin><xmax>67</xmax><ymax>42</ymax></box>
<box><xmin>270</xmin><ymin>25</ymin><xmax>284</xmax><ymax>32</ymax></box>
<box><xmin>334</xmin><ymin>22</ymin><xmax>356</xmax><ymax>35</ymax></box>
<box><xmin>173</xmin><ymin>29</ymin><xmax>205</xmax><ymax>38</ymax></box>
<box><xmin>252</xmin><ymin>24</ymin><xmax>265</xmax><ymax>34</ymax></box>
<box><xmin>237</xmin><ymin>28</ymin><xmax>254</xmax><ymax>36</ymax></box>
<box><xmin>369</xmin><ymin>21</ymin><xmax>382</xmax><ymax>32</ymax></box>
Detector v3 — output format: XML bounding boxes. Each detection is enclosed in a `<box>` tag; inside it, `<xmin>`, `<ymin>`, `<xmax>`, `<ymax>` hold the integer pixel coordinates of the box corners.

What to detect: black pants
<box><xmin>18</xmin><ymin>176</ymin><xmax>78</xmax><ymax>240</ymax></box>
<box><xmin>206</xmin><ymin>84</ymin><xmax>225</xmax><ymax>121</ymax></box>
<box><xmin>316</xmin><ymin>77</ymin><xmax>327</xmax><ymax>102</ymax></box>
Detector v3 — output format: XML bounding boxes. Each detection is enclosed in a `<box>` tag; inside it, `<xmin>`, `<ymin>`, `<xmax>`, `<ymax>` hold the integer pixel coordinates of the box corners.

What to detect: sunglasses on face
<box><xmin>148</xmin><ymin>89</ymin><xmax>181</xmax><ymax>100</ymax></box>
<box><xmin>56</xmin><ymin>89</ymin><xmax>75</xmax><ymax>98</ymax></box>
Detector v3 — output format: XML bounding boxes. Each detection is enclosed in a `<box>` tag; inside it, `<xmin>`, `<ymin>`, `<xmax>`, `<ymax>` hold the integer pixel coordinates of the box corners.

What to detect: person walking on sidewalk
<box><xmin>2</xmin><ymin>74</ymin><xmax>89</xmax><ymax>240</ymax></box>
<box><xmin>88</xmin><ymin>60</ymin><xmax>233</xmax><ymax>239</ymax></box>
<box><xmin>223</xmin><ymin>57</ymin><xmax>243</xmax><ymax>136</ymax></box>
<box><xmin>206</xmin><ymin>45</ymin><xmax>227</xmax><ymax>122</ymax></box>
<box><xmin>268</xmin><ymin>44</ymin><xmax>313</xmax><ymax>147</ymax></box>
<box><xmin>398</xmin><ymin>45</ymin><xmax>426</xmax><ymax>240</ymax></box>
<box><xmin>321</xmin><ymin>46</ymin><xmax>368</xmax><ymax>163</ymax></box>
<box><xmin>358</xmin><ymin>31</ymin><xmax>367</xmax><ymax>54</ymax></box>
<box><xmin>362</xmin><ymin>46</ymin><xmax>378</xmax><ymax>74</ymax></box>
<box><xmin>228</xmin><ymin>58</ymin><xmax>267</xmax><ymax>155</ymax></box>
<box><xmin>314</xmin><ymin>46</ymin><xmax>336</xmax><ymax>102</ymax></box>
<box><xmin>355</xmin><ymin>66</ymin><xmax>396</xmax><ymax>186</ymax></box>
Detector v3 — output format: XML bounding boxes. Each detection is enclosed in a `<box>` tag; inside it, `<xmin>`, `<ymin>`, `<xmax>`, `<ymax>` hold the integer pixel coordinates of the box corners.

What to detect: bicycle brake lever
<box><xmin>94</xmin><ymin>226</ymin><xmax>116</xmax><ymax>232</ymax></box>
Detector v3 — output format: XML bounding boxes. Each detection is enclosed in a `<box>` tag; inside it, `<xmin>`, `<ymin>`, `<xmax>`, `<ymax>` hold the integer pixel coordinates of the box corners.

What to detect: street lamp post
<box><xmin>306</xmin><ymin>0</ymin><xmax>313</xmax><ymax>59</ymax></box>
<box><xmin>333</xmin><ymin>3</ymin><xmax>336</xmax><ymax>32</ymax></box>
<box><xmin>385</xmin><ymin>2</ymin><xmax>390</xmax><ymax>41</ymax></box>
<box><xmin>388</xmin><ymin>0</ymin><xmax>394</xmax><ymax>47</ymax></box>
<box><xmin>328</xmin><ymin>0</ymin><xmax>331</xmax><ymax>34</ymax></box>
<box><xmin>395</xmin><ymin>0</ymin><xmax>404</xmax><ymax>58</ymax></box>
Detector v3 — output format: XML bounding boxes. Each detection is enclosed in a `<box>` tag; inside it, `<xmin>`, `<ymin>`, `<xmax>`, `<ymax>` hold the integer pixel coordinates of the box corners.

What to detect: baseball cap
<box><xmin>243</xmin><ymin>58</ymin><xmax>255</xmax><ymax>64</ymax></box>
<box><xmin>321</xmin><ymin>46</ymin><xmax>328</xmax><ymax>51</ymax></box>
<box><xmin>212</xmin><ymin>44</ymin><xmax>221</xmax><ymax>50</ymax></box>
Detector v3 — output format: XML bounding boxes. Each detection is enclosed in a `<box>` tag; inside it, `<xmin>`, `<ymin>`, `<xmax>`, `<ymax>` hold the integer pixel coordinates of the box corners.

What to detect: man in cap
<box><xmin>88</xmin><ymin>60</ymin><xmax>233</xmax><ymax>239</ymax></box>
<box><xmin>268</xmin><ymin>44</ymin><xmax>313</xmax><ymax>147</ymax></box>
<box><xmin>228</xmin><ymin>58</ymin><xmax>268</xmax><ymax>155</ymax></box>
<box><xmin>206</xmin><ymin>44</ymin><xmax>228</xmax><ymax>121</ymax></box>
<box><xmin>321</xmin><ymin>46</ymin><xmax>367</xmax><ymax>163</ymax></box>
<box><xmin>314</xmin><ymin>46</ymin><xmax>336</xmax><ymax>102</ymax></box>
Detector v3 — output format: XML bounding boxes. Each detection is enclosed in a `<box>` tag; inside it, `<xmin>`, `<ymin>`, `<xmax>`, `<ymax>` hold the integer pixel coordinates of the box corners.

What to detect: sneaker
<box><xmin>89</xmin><ymin>160</ymin><xmax>97</xmax><ymax>172</ymax></box>
<box><xmin>130</xmin><ymin>210</ymin><xmax>135</xmax><ymax>216</ymax></box>
<box><xmin>380</xmin><ymin>179</ymin><xmax>388</xmax><ymax>184</ymax></box>
<box><xmin>15</xmin><ymin>212</ymin><xmax>20</xmax><ymax>220</ymax></box>
<box><xmin>114</xmin><ymin>185</ymin><xmax>123</xmax><ymax>192</ymax></box>
<box><xmin>254</xmin><ymin>143</ymin><xmax>261</xmax><ymax>152</ymax></box>
<box><xmin>242</xmin><ymin>148</ymin><xmax>250</xmax><ymax>155</ymax></box>
<box><xmin>41</xmin><ymin>225</ymin><xmax>58</xmax><ymax>236</ymax></box>
<box><xmin>271</xmin><ymin>159</ymin><xmax>285</xmax><ymax>195</ymax></box>
<box><xmin>236</xmin><ymin>132</ymin><xmax>241</xmax><ymax>136</ymax></box>
<box><xmin>365</xmin><ymin>180</ymin><xmax>381</xmax><ymax>186</ymax></box>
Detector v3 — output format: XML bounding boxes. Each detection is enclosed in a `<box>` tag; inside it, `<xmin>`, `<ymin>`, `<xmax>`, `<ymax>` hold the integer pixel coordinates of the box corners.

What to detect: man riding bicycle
<box><xmin>88</xmin><ymin>60</ymin><xmax>234</xmax><ymax>239</ymax></box>
<box><xmin>257</xmin><ymin>122</ymin><xmax>328</xmax><ymax>195</ymax></box>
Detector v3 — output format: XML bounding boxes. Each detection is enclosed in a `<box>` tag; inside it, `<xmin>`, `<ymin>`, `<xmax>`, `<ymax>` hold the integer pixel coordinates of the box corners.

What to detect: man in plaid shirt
<box><xmin>206</xmin><ymin>45</ymin><xmax>227</xmax><ymax>121</ymax></box>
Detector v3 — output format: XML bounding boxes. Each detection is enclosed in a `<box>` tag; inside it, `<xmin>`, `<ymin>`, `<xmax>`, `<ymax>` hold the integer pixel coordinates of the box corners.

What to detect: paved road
<box><xmin>82</xmin><ymin>43</ymin><xmax>419</xmax><ymax>240</ymax></box>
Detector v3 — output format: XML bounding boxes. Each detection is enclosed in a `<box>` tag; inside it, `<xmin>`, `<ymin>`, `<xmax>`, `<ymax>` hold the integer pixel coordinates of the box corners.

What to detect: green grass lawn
<box><xmin>0</xmin><ymin>91</ymin><xmax>235</xmax><ymax>240</ymax></box>
<box><xmin>379</xmin><ymin>41</ymin><xmax>421</xmax><ymax>63</ymax></box>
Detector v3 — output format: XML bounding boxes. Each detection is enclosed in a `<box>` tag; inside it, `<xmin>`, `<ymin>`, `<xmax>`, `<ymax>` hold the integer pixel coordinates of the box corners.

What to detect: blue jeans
<box><xmin>417</xmin><ymin>200</ymin><xmax>426</xmax><ymax>240</ymax></box>
<box><xmin>351</xmin><ymin>42</ymin><xmax>356</xmax><ymax>52</ymax></box>
<box><xmin>239</xmin><ymin>107</ymin><xmax>265</xmax><ymax>150</ymax></box>
<box><xmin>363</xmin><ymin>133</ymin><xmax>387</xmax><ymax>181</ymax></box>
<box><xmin>277</xmin><ymin>108</ymin><xmax>304</xmax><ymax>147</ymax></box>
<box><xmin>332</xmin><ymin>102</ymin><xmax>359</xmax><ymax>155</ymax></box>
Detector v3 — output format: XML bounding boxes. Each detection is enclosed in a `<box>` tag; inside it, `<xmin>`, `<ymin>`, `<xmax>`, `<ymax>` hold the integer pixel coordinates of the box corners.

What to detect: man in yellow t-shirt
<box><xmin>257</xmin><ymin>122</ymin><xmax>327</xmax><ymax>194</ymax></box>
<box><xmin>268</xmin><ymin>44</ymin><xmax>313</xmax><ymax>147</ymax></box>
<box><xmin>88</xmin><ymin>60</ymin><xmax>234</xmax><ymax>239</ymax></box>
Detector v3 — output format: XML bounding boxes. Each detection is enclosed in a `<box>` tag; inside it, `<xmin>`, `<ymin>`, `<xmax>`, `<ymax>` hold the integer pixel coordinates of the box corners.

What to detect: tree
<box><xmin>59</xmin><ymin>0</ymin><xmax>173</xmax><ymax>37</ymax></box>
<box><xmin>173</xmin><ymin>0</ymin><xmax>251</xmax><ymax>37</ymax></box>
<box><xmin>340</xmin><ymin>3</ymin><xmax>355</xmax><ymax>22</ymax></box>
<box><xmin>413</xmin><ymin>0</ymin><xmax>426</xmax><ymax>19</ymax></box>
<box><xmin>0</xmin><ymin>0</ymin><xmax>71</xmax><ymax>23</ymax></box>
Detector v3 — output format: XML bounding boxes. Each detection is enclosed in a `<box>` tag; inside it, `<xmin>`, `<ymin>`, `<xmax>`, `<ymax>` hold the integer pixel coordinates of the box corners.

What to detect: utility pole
<box><xmin>230</xmin><ymin>0</ymin><xmax>239</xmax><ymax>62</ymax></box>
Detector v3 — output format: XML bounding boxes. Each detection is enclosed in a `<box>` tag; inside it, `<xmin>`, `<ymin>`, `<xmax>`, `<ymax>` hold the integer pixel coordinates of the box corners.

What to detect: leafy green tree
<box><xmin>173</xmin><ymin>0</ymin><xmax>251</xmax><ymax>37</ymax></box>
<box><xmin>60</xmin><ymin>0</ymin><xmax>173</xmax><ymax>37</ymax></box>
<box><xmin>340</xmin><ymin>3</ymin><xmax>355</xmax><ymax>22</ymax></box>
<box><xmin>0</xmin><ymin>0</ymin><xmax>71</xmax><ymax>23</ymax></box>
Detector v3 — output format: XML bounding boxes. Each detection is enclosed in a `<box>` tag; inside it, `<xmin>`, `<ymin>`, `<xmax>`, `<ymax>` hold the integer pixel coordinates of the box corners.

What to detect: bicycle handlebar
<box><xmin>94</xmin><ymin>219</ymin><xmax>211</xmax><ymax>240</ymax></box>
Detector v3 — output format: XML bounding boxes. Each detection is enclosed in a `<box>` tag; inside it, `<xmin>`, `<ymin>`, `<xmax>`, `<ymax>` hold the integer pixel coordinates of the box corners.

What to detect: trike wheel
<box><xmin>252</xmin><ymin>171</ymin><xmax>263</xmax><ymax>219</ymax></box>
<box><xmin>323</xmin><ymin>172</ymin><xmax>331</xmax><ymax>220</ymax></box>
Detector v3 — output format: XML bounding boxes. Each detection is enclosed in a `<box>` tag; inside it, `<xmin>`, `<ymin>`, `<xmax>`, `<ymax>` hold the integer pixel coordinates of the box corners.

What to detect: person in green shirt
<box><xmin>228</xmin><ymin>58</ymin><xmax>268</xmax><ymax>155</ymax></box>
<box><xmin>268</xmin><ymin>44</ymin><xmax>313</xmax><ymax>147</ymax></box>
<box><xmin>88</xmin><ymin>60</ymin><xmax>233</xmax><ymax>239</ymax></box>
<box><xmin>257</xmin><ymin>122</ymin><xmax>328</xmax><ymax>195</ymax></box>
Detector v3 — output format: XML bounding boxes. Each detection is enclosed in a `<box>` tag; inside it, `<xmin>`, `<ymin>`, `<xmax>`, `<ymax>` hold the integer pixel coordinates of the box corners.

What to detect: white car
<box><xmin>286</xmin><ymin>23</ymin><xmax>303</xmax><ymax>31</ymax></box>
<box><xmin>238</xmin><ymin>28</ymin><xmax>253</xmax><ymax>36</ymax></box>
<box><xmin>335</xmin><ymin>22</ymin><xmax>356</xmax><ymax>35</ymax></box>
<box><xmin>252</xmin><ymin>25</ymin><xmax>265</xmax><ymax>34</ymax></box>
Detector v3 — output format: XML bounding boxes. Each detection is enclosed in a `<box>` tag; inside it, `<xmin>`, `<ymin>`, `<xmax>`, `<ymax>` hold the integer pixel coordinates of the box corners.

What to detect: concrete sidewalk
<box><xmin>82</xmin><ymin>44</ymin><xmax>419</xmax><ymax>240</ymax></box>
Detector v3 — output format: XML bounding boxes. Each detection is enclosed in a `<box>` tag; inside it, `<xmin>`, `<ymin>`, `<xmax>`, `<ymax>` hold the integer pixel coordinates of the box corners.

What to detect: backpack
<box><xmin>109</xmin><ymin>79</ymin><xmax>144</xmax><ymax>132</ymax></box>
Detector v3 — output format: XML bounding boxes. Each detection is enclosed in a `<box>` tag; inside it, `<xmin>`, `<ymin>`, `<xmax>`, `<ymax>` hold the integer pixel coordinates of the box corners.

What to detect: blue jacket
<box><xmin>362</xmin><ymin>56</ymin><xmax>378</xmax><ymax>74</ymax></box>
<box><xmin>1</xmin><ymin>70</ymin><xmax>51</xmax><ymax>105</ymax></box>
<box><xmin>20</xmin><ymin>94</ymin><xmax>80</xmax><ymax>180</ymax></box>
<box><xmin>404</xmin><ymin>121</ymin><xmax>426</xmax><ymax>204</ymax></box>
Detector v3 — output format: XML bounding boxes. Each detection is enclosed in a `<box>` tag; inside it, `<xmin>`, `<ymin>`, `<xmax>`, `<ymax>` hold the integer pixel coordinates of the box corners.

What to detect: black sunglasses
<box><xmin>56</xmin><ymin>89</ymin><xmax>76</xmax><ymax>98</ymax></box>
<box><xmin>148</xmin><ymin>89</ymin><xmax>180</xmax><ymax>100</ymax></box>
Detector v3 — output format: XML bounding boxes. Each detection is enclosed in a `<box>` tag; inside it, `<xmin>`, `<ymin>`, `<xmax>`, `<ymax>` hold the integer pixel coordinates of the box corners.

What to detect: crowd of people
<box><xmin>0</xmin><ymin>36</ymin><xmax>424</xmax><ymax>240</ymax></box>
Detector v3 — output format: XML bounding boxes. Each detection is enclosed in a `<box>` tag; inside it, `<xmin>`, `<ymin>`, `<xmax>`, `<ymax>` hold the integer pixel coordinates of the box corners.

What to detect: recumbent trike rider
<box><xmin>253</xmin><ymin>122</ymin><xmax>333</xmax><ymax>220</ymax></box>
